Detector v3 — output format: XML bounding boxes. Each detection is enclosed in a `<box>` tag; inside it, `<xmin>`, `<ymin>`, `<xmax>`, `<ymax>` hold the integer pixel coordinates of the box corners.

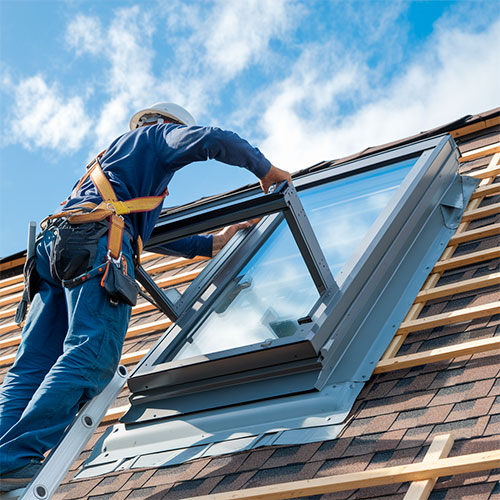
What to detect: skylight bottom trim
<box><xmin>75</xmin><ymin>381</ymin><xmax>363</xmax><ymax>479</ymax></box>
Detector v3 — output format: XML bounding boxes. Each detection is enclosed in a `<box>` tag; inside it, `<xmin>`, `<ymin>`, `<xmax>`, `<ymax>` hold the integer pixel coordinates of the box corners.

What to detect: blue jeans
<box><xmin>0</xmin><ymin>227</ymin><xmax>133</xmax><ymax>473</ymax></box>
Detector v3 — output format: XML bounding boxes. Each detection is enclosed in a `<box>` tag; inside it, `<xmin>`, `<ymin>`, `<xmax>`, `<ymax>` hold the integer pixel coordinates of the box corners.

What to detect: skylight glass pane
<box><xmin>172</xmin><ymin>157</ymin><xmax>416</xmax><ymax>360</ymax></box>
<box><xmin>301</xmin><ymin>158</ymin><xmax>416</xmax><ymax>277</ymax></box>
<box><xmin>173</xmin><ymin>222</ymin><xmax>319</xmax><ymax>360</ymax></box>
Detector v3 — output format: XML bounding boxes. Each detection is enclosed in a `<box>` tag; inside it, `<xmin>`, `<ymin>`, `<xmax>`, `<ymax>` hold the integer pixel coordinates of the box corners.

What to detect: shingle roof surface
<box><xmin>0</xmin><ymin>109</ymin><xmax>499</xmax><ymax>499</ymax></box>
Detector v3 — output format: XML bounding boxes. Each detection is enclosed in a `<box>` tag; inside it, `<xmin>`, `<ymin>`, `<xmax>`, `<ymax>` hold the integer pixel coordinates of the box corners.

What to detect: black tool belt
<box><xmin>49</xmin><ymin>219</ymin><xmax>109</xmax><ymax>282</ymax></box>
<box><xmin>15</xmin><ymin>219</ymin><xmax>137</xmax><ymax>325</ymax></box>
<box><xmin>50</xmin><ymin>219</ymin><xmax>137</xmax><ymax>306</ymax></box>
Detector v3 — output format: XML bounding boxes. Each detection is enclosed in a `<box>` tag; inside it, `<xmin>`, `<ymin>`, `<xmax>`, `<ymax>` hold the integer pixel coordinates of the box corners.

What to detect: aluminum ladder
<box><xmin>3</xmin><ymin>365</ymin><xmax>128</xmax><ymax>500</ymax></box>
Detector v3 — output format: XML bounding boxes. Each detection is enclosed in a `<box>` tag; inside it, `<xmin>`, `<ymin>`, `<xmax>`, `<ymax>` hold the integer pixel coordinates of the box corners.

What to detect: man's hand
<box><xmin>212</xmin><ymin>221</ymin><xmax>256</xmax><ymax>256</ymax></box>
<box><xmin>259</xmin><ymin>165</ymin><xmax>292</xmax><ymax>193</ymax></box>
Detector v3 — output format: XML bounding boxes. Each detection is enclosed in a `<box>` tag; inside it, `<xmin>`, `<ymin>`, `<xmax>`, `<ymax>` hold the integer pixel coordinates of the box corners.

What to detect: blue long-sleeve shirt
<box><xmin>62</xmin><ymin>124</ymin><xmax>272</xmax><ymax>258</ymax></box>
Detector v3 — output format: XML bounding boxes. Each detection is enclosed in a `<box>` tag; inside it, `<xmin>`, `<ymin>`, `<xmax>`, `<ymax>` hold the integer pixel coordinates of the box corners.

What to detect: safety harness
<box><xmin>42</xmin><ymin>151</ymin><xmax>169</xmax><ymax>267</ymax></box>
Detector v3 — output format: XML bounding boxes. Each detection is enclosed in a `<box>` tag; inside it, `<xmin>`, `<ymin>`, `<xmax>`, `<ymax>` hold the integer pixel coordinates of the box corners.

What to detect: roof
<box><xmin>0</xmin><ymin>108</ymin><xmax>499</xmax><ymax>499</ymax></box>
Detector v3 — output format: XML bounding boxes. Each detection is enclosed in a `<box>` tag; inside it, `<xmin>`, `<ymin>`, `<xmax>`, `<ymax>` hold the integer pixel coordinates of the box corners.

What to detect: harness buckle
<box><xmin>106</xmin><ymin>249</ymin><xmax>122</xmax><ymax>266</ymax></box>
<box><xmin>106</xmin><ymin>201</ymin><xmax>130</xmax><ymax>215</ymax></box>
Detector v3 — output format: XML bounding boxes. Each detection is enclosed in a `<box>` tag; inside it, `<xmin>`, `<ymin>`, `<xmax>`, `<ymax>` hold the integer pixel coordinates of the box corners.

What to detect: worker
<box><xmin>0</xmin><ymin>102</ymin><xmax>292</xmax><ymax>492</ymax></box>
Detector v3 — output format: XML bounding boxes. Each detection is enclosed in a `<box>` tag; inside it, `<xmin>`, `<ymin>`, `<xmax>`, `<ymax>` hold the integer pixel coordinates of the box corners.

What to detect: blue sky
<box><xmin>1</xmin><ymin>0</ymin><xmax>499</xmax><ymax>257</ymax></box>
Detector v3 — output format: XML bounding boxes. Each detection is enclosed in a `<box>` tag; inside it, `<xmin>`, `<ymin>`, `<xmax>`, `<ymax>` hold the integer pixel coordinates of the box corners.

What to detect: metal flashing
<box><xmin>77</xmin><ymin>381</ymin><xmax>361</xmax><ymax>479</ymax></box>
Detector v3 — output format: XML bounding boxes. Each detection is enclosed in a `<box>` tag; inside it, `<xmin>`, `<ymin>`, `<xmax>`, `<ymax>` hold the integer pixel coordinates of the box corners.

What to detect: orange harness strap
<box><xmin>47</xmin><ymin>153</ymin><xmax>168</xmax><ymax>266</ymax></box>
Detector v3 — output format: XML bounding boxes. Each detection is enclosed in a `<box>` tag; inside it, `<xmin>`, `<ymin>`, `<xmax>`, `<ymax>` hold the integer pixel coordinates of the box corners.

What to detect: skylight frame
<box><xmin>127</xmin><ymin>134</ymin><xmax>465</xmax><ymax>413</ymax></box>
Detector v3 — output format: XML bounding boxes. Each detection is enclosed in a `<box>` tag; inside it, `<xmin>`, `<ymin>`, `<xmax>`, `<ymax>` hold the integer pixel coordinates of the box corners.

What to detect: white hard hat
<box><xmin>129</xmin><ymin>102</ymin><xmax>196</xmax><ymax>129</ymax></box>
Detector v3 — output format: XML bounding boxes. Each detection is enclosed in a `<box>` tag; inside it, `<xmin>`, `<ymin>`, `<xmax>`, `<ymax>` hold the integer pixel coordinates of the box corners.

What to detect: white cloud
<box><xmin>92</xmin><ymin>7</ymin><xmax>156</xmax><ymax>147</ymax></box>
<box><xmin>203</xmin><ymin>0</ymin><xmax>293</xmax><ymax>79</ymax></box>
<box><xmin>4</xmin><ymin>1</ymin><xmax>499</xmax><ymax>164</ymax></box>
<box><xmin>10</xmin><ymin>75</ymin><xmax>91</xmax><ymax>151</ymax></box>
<box><xmin>4</xmin><ymin>1</ymin><xmax>299</xmax><ymax>153</ymax></box>
<box><xmin>256</xmin><ymin>16</ymin><xmax>500</xmax><ymax>171</ymax></box>
<box><xmin>66</xmin><ymin>14</ymin><xmax>104</xmax><ymax>55</ymax></box>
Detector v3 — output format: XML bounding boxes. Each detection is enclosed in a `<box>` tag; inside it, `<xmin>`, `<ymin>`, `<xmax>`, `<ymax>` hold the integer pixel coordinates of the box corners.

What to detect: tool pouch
<box><xmin>102</xmin><ymin>261</ymin><xmax>138</xmax><ymax>306</ymax></box>
<box><xmin>15</xmin><ymin>255</ymin><xmax>40</xmax><ymax>325</ymax></box>
<box><xmin>50</xmin><ymin>221</ymin><xmax>108</xmax><ymax>282</ymax></box>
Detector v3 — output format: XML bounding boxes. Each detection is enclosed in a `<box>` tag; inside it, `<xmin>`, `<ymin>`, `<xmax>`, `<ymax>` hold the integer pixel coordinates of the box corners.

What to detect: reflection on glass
<box><xmin>172</xmin><ymin>158</ymin><xmax>416</xmax><ymax>360</ymax></box>
<box><xmin>174</xmin><ymin>222</ymin><xmax>319</xmax><ymax>360</ymax></box>
<box><xmin>301</xmin><ymin>158</ymin><xmax>415</xmax><ymax>276</ymax></box>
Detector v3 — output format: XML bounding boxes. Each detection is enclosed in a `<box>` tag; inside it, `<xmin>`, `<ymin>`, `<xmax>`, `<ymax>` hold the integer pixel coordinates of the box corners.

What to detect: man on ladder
<box><xmin>0</xmin><ymin>102</ymin><xmax>291</xmax><ymax>492</ymax></box>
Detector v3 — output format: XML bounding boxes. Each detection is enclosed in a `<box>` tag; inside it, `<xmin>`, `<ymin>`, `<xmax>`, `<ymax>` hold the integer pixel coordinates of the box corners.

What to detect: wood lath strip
<box><xmin>0</xmin><ymin>268</ymin><xmax>199</xmax><ymax>324</ymax></box>
<box><xmin>0</xmin><ymin>292</ymin><xmax>23</xmax><ymax>308</ymax></box>
<box><xmin>374</xmin><ymin>336</ymin><xmax>500</xmax><ymax>374</ymax></box>
<box><xmin>432</xmin><ymin>246</ymin><xmax>500</xmax><ymax>272</ymax></box>
<box><xmin>0</xmin><ymin>254</ymin><xmax>202</xmax><ymax>296</ymax></box>
<box><xmin>467</xmin><ymin>163</ymin><xmax>500</xmax><ymax>179</ymax></box>
<box><xmin>145</xmin><ymin>255</ymin><xmax>208</xmax><ymax>275</ymax></box>
<box><xmin>1</xmin><ymin>344</ymin><xmax>152</xmax><ymax>369</ymax></box>
<box><xmin>0</xmin><ymin>352</ymin><xmax>17</xmax><ymax>366</ymax></box>
<box><xmin>189</xmin><ymin>442</ymin><xmax>500</xmax><ymax>500</ymax></box>
<box><xmin>154</xmin><ymin>269</ymin><xmax>202</xmax><ymax>288</ymax></box>
<box><xmin>0</xmin><ymin>333</ymin><xmax>21</xmax><ymax>350</ymax></box>
<box><xmin>120</xmin><ymin>348</ymin><xmax>149</xmax><ymax>366</ymax></box>
<box><xmin>0</xmin><ymin>296</ymin><xmax>173</xmax><ymax>353</ymax></box>
<box><xmin>0</xmin><ymin>282</ymin><xmax>24</xmax><ymax>298</ymax></box>
<box><xmin>126</xmin><ymin>317</ymin><xmax>172</xmax><ymax>339</ymax></box>
<box><xmin>450</xmin><ymin>116</ymin><xmax>500</xmax><ymax>139</ymax></box>
<box><xmin>0</xmin><ymin>321</ymin><xmax>21</xmax><ymax>337</ymax></box>
<box><xmin>414</xmin><ymin>272</ymin><xmax>500</xmax><ymax>303</ymax></box>
<box><xmin>0</xmin><ymin>257</ymin><xmax>25</xmax><ymax>273</ymax></box>
<box><xmin>398</xmin><ymin>301</ymin><xmax>499</xmax><ymax>335</ymax></box>
<box><xmin>131</xmin><ymin>301</ymin><xmax>156</xmax><ymax>316</ymax></box>
<box><xmin>137</xmin><ymin>252</ymin><xmax>163</xmax><ymax>265</ymax></box>
<box><xmin>0</xmin><ymin>274</ymin><xmax>24</xmax><ymax>290</ymax></box>
<box><xmin>459</xmin><ymin>142</ymin><xmax>500</xmax><ymax>163</ymax></box>
<box><xmin>0</xmin><ymin>252</ymin><xmax>203</xmax><ymax>295</ymax></box>
<box><xmin>460</xmin><ymin>201</ymin><xmax>500</xmax><ymax>222</ymax></box>
<box><xmin>381</xmin><ymin>173</ymin><xmax>497</xmax><ymax>362</ymax></box>
<box><xmin>448</xmin><ymin>223</ymin><xmax>500</xmax><ymax>245</ymax></box>
<box><xmin>470</xmin><ymin>182</ymin><xmax>500</xmax><ymax>199</ymax></box>
<box><xmin>102</xmin><ymin>405</ymin><xmax>129</xmax><ymax>423</ymax></box>
<box><xmin>403</xmin><ymin>434</ymin><xmax>454</xmax><ymax>500</ymax></box>
<box><xmin>0</xmin><ymin>293</ymin><xmax>160</xmax><ymax>329</ymax></box>
<box><xmin>0</xmin><ymin>317</ymin><xmax>171</xmax><ymax>365</ymax></box>
<box><xmin>0</xmin><ymin>306</ymin><xmax>17</xmax><ymax>320</ymax></box>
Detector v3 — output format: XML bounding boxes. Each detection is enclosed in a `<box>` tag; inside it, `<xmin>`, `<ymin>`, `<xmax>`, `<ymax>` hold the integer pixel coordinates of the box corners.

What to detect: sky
<box><xmin>0</xmin><ymin>0</ymin><xmax>499</xmax><ymax>257</ymax></box>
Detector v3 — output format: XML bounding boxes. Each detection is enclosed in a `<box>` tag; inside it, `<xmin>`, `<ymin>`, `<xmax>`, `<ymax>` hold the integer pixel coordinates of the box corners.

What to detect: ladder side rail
<box><xmin>19</xmin><ymin>366</ymin><xmax>128</xmax><ymax>500</ymax></box>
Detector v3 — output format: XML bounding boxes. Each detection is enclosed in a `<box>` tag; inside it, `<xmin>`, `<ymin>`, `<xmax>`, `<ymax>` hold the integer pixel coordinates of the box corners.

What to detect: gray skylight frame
<box><xmin>126</xmin><ymin>134</ymin><xmax>474</xmax><ymax>419</ymax></box>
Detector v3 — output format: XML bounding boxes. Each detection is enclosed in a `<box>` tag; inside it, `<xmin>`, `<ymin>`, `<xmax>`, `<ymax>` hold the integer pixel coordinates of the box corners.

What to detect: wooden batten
<box><xmin>374</xmin><ymin>336</ymin><xmax>500</xmax><ymax>374</ymax></box>
<box><xmin>460</xmin><ymin>202</ymin><xmax>500</xmax><ymax>222</ymax></box>
<box><xmin>0</xmin><ymin>274</ymin><xmax>24</xmax><ymax>290</ymax></box>
<box><xmin>459</xmin><ymin>142</ymin><xmax>500</xmax><ymax>163</ymax></box>
<box><xmin>432</xmin><ymin>247</ymin><xmax>500</xmax><ymax>272</ymax></box>
<box><xmin>402</xmin><ymin>434</ymin><xmax>454</xmax><ymax>500</ymax></box>
<box><xmin>450</xmin><ymin>115</ymin><xmax>500</xmax><ymax>139</ymax></box>
<box><xmin>470</xmin><ymin>182</ymin><xmax>500</xmax><ymax>199</ymax></box>
<box><xmin>448</xmin><ymin>223</ymin><xmax>500</xmax><ymax>245</ymax></box>
<box><xmin>467</xmin><ymin>163</ymin><xmax>500</xmax><ymax>179</ymax></box>
<box><xmin>189</xmin><ymin>442</ymin><xmax>500</xmax><ymax>500</ymax></box>
<box><xmin>0</xmin><ymin>257</ymin><xmax>25</xmax><ymax>274</ymax></box>
<box><xmin>414</xmin><ymin>272</ymin><xmax>500</xmax><ymax>302</ymax></box>
<box><xmin>397</xmin><ymin>302</ymin><xmax>499</xmax><ymax>335</ymax></box>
